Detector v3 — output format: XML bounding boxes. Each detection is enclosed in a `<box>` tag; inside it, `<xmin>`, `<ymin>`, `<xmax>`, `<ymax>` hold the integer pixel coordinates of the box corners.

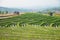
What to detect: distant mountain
<box><xmin>0</xmin><ymin>7</ymin><xmax>32</xmax><ymax>13</ymax></box>
<box><xmin>0</xmin><ymin>7</ymin><xmax>60</xmax><ymax>13</ymax></box>
<box><xmin>0</xmin><ymin>7</ymin><xmax>20</xmax><ymax>12</ymax></box>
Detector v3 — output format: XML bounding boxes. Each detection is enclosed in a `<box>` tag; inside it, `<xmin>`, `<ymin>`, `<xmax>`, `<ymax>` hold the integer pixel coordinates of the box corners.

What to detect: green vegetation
<box><xmin>0</xmin><ymin>11</ymin><xmax>8</xmax><ymax>14</ymax></box>
<box><xmin>0</xmin><ymin>25</ymin><xmax>60</xmax><ymax>40</ymax></box>
<box><xmin>0</xmin><ymin>13</ymin><xmax>60</xmax><ymax>27</ymax></box>
<box><xmin>0</xmin><ymin>13</ymin><xmax>60</xmax><ymax>40</ymax></box>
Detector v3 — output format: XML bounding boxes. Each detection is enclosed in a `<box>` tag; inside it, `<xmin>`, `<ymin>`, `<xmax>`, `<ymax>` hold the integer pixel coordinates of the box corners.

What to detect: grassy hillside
<box><xmin>0</xmin><ymin>13</ymin><xmax>60</xmax><ymax>40</ymax></box>
<box><xmin>0</xmin><ymin>25</ymin><xmax>60</xmax><ymax>40</ymax></box>
<box><xmin>0</xmin><ymin>13</ymin><xmax>60</xmax><ymax>27</ymax></box>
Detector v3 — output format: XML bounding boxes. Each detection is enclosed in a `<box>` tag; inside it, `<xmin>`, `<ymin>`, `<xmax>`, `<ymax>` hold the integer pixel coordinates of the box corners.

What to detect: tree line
<box><xmin>0</xmin><ymin>11</ymin><xmax>20</xmax><ymax>15</ymax></box>
<box><xmin>0</xmin><ymin>10</ymin><xmax>54</xmax><ymax>16</ymax></box>
<box><xmin>0</xmin><ymin>11</ymin><xmax>8</xmax><ymax>14</ymax></box>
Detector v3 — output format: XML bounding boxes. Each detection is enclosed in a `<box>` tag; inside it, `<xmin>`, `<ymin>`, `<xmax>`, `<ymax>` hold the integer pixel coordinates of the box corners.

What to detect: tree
<box><xmin>49</xmin><ymin>12</ymin><xmax>53</xmax><ymax>16</ymax></box>
<box><xmin>6</xmin><ymin>11</ymin><xmax>8</xmax><ymax>14</ymax></box>
<box><xmin>0</xmin><ymin>11</ymin><xmax>1</xmax><ymax>14</ymax></box>
<box><xmin>48</xmin><ymin>10</ymin><xmax>53</xmax><ymax>16</ymax></box>
<box><xmin>1</xmin><ymin>11</ymin><xmax>4</xmax><ymax>14</ymax></box>
<box><xmin>14</xmin><ymin>11</ymin><xmax>19</xmax><ymax>15</ymax></box>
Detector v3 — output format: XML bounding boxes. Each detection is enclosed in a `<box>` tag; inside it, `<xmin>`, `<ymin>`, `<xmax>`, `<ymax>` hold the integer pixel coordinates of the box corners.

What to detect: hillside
<box><xmin>0</xmin><ymin>13</ymin><xmax>60</xmax><ymax>27</ymax></box>
<box><xmin>0</xmin><ymin>7</ymin><xmax>21</xmax><ymax>12</ymax></box>
<box><xmin>0</xmin><ymin>7</ymin><xmax>60</xmax><ymax>13</ymax></box>
<box><xmin>0</xmin><ymin>7</ymin><xmax>33</xmax><ymax>13</ymax></box>
<box><xmin>0</xmin><ymin>13</ymin><xmax>60</xmax><ymax>40</ymax></box>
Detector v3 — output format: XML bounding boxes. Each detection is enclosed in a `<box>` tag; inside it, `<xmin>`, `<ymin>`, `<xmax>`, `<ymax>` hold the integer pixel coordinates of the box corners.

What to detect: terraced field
<box><xmin>0</xmin><ymin>13</ymin><xmax>60</xmax><ymax>40</ymax></box>
<box><xmin>0</xmin><ymin>13</ymin><xmax>60</xmax><ymax>27</ymax></box>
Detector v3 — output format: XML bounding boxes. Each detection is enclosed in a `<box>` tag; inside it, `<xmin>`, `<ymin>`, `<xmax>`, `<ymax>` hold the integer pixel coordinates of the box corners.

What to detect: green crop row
<box><xmin>0</xmin><ymin>13</ymin><xmax>60</xmax><ymax>27</ymax></box>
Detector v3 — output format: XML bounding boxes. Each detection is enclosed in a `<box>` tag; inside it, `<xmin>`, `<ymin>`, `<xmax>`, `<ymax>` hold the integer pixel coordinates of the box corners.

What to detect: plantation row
<box><xmin>0</xmin><ymin>13</ymin><xmax>60</xmax><ymax>27</ymax></box>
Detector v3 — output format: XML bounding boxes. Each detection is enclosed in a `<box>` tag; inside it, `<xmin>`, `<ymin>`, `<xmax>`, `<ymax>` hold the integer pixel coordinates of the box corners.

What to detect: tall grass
<box><xmin>0</xmin><ymin>25</ymin><xmax>60</xmax><ymax>40</ymax></box>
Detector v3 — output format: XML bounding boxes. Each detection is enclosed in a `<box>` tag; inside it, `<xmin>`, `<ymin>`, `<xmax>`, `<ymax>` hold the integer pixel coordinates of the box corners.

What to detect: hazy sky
<box><xmin>0</xmin><ymin>0</ymin><xmax>60</xmax><ymax>9</ymax></box>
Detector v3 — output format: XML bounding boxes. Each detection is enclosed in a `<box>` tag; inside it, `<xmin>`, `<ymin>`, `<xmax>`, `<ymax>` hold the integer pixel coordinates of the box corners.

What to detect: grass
<box><xmin>0</xmin><ymin>13</ymin><xmax>60</xmax><ymax>40</ymax></box>
<box><xmin>0</xmin><ymin>25</ymin><xmax>60</xmax><ymax>40</ymax></box>
<box><xmin>0</xmin><ymin>13</ymin><xmax>60</xmax><ymax>27</ymax></box>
